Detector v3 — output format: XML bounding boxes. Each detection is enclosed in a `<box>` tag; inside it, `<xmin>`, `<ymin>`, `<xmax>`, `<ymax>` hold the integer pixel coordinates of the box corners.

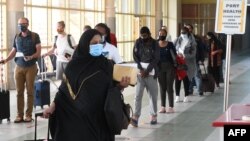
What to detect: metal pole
<box><xmin>223</xmin><ymin>35</ymin><xmax>232</xmax><ymax>112</ymax></box>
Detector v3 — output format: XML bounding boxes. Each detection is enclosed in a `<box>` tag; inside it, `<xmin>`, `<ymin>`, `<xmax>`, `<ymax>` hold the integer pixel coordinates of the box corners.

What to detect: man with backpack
<box><xmin>0</xmin><ymin>17</ymin><xmax>41</xmax><ymax>123</ymax></box>
<box><xmin>43</xmin><ymin>21</ymin><xmax>76</xmax><ymax>80</ymax></box>
<box><xmin>130</xmin><ymin>26</ymin><xmax>160</xmax><ymax>127</ymax></box>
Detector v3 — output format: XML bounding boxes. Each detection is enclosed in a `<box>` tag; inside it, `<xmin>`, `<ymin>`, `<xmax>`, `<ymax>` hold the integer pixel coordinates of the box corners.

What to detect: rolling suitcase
<box><xmin>34</xmin><ymin>57</ymin><xmax>50</xmax><ymax>109</ymax></box>
<box><xmin>201</xmin><ymin>63</ymin><xmax>215</xmax><ymax>93</ymax></box>
<box><xmin>24</xmin><ymin>112</ymin><xmax>53</xmax><ymax>141</ymax></box>
<box><xmin>0</xmin><ymin>63</ymin><xmax>10</xmax><ymax>124</ymax></box>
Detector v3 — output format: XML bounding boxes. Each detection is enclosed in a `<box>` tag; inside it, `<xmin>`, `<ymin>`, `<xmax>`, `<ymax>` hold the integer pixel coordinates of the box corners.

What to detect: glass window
<box><xmin>0</xmin><ymin>1</ymin><xmax>7</xmax><ymax>80</ymax></box>
<box><xmin>27</xmin><ymin>0</ymin><xmax>47</xmax><ymax>6</ymax></box>
<box><xmin>30</xmin><ymin>7</ymin><xmax>48</xmax><ymax>46</ymax></box>
<box><xmin>52</xmin><ymin>0</ymin><xmax>65</xmax><ymax>7</ymax></box>
<box><xmin>25</xmin><ymin>0</ymin><xmax>105</xmax><ymax>50</ymax></box>
<box><xmin>182</xmin><ymin>3</ymin><xmax>216</xmax><ymax>36</ymax></box>
<box><xmin>69</xmin><ymin>0</ymin><xmax>81</xmax><ymax>9</ymax></box>
<box><xmin>69</xmin><ymin>10</ymin><xmax>81</xmax><ymax>42</ymax></box>
<box><xmin>0</xmin><ymin>1</ymin><xmax>7</xmax><ymax>53</ymax></box>
<box><xmin>85</xmin><ymin>0</ymin><xmax>94</xmax><ymax>10</ymax></box>
<box><xmin>162</xmin><ymin>0</ymin><xmax>168</xmax><ymax>26</ymax></box>
<box><xmin>115</xmin><ymin>0</ymin><xmax>156</xmax><ymax>61</ymax></box>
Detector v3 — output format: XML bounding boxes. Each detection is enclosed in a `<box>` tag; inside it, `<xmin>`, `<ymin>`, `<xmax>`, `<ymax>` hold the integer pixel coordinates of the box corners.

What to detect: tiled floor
<box><xmin>1</xmin><ymin>49</ymin><xmax>250</xmax><ymax>141</ymax></box>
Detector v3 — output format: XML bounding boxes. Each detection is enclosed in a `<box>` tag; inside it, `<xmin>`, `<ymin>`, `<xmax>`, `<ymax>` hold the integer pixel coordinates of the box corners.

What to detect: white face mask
<box><xmin>181</xmin><ymin>34</ymin><xmax>188</xmax><ymax>39</ymax></box>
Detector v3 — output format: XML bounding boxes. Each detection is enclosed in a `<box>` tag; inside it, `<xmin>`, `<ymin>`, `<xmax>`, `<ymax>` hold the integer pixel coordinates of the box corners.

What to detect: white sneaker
<box><xmin>183</xmin><ymin>96</ymin><xmax>190</xmax><ymax>103</ymax></box>
<box><xmin>175</xmin><ymin>96</ymin><xmax>180</xmax><ymax>103</ymax></box>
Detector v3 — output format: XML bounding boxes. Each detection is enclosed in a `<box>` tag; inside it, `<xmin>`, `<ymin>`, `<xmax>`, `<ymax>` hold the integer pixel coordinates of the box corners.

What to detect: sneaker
<box><xmin>158</xmin><ymin>107</ymin><xmax>166</xmax><ymax>113</ymax></box>
<box><xmin>183</xmin><ymin>96</ymin><xmax>190</xmax><ymax>103</ymax></box>
<box><xmin>150</xmin><ymin>116</ymin><xmax>157</xmax><ymax>125</ymax></box>
<box><xmin>130</xmin><ymin>118</ymin><xmax>138</xmax><ymax>127</ymax></box>
<box><xmin>23</xmin><ymin>116</ymin><xmax>33</xmax><ymax>123</ymax></box>
<box><xmin>14</xmin><ymin>116</ymin><xmax>23</xmax><ymax>123</ymax></box>
<box><xmin>166</xmin><ymin>107</ymin><xmax>175</xmax><ymax>113</ymax></box>
<box><xmin>175</xmin><ymin>96</ymin><xmax>180</xmax><ymax>103</ymax></box>
<box><xmin>150</xmin><ymin>119</ymin><xmax>157</xmax><ymax>125</ymax></box>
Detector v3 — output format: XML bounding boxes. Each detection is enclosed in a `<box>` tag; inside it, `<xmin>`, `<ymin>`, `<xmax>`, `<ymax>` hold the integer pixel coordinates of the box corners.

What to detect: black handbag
<box><xmin>104</xmin><ymin>85</ymin><xmax>132</xmax><ymax>135</ymax></box>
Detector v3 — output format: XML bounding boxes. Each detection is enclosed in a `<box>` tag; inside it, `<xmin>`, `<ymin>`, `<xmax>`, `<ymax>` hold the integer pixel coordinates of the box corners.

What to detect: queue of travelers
<box><xmin>0</xmin><ymin>17</ymin><xmax>225</xmax><ymax>140</ymax></box>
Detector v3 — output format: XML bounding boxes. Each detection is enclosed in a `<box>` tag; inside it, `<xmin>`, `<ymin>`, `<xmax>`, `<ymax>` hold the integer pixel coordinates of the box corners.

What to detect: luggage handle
<box><xmin>34</xmin><ymin>112</ymin><xmax>51</xmax><ymax>141</ymax></box>
<box><xmin>200</xmin><ymin>62</ymin><xmax>209</xmax><ymax>79</ymax></box>
<box><xmin>40</xmin><ymin>57</ymin><xmax>47</xmax><ymax>81</ymax></box>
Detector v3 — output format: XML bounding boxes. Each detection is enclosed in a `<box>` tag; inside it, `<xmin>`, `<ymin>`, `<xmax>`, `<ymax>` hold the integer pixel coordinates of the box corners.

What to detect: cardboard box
<box><xmin>113</xmin><ymin>63</ymin><xmax>138</xmax><ymax>86</ymax></box>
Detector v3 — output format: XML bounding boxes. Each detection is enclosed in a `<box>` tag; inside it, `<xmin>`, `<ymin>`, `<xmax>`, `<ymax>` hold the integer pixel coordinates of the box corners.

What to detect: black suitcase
<box><xmin>201</xmin><ymin>64</ymin><xmax>215</xmax><ymax>93</ymax></box>
<box><xmin>0</xmin><ymin>89</ymin><xmax>10</xmax><ymax>123</ymax></box>
<box><xmin>34</xmin><ymin>57</ymin><xmax>50</xmax><ymax>109</ymax></box>
<box><xmin>0</xmin><ymin>62</ymin><xmax>10</xmax><ymax>124</ymax></box>
<box><xmin>24</xmin><ymin>112</ymin><xmax>53</xmax><ymax>141</ymax></box>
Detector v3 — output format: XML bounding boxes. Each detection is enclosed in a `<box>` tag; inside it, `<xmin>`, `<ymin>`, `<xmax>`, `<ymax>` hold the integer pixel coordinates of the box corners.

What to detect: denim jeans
<box><xmin>189</xmin><ymin>63</ymin><xmax>203</xmax><ymax>94</ymax></box>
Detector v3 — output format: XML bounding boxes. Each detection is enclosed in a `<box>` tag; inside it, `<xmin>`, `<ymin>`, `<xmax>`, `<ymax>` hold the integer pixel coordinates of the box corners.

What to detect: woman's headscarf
<box><xmin>64</xmin><ymin>29</ymin><xmax>111</xmax><ymax>93</ymax></box>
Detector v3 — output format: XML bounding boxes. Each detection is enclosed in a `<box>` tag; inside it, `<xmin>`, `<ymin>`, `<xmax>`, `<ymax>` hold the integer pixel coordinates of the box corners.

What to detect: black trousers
<box><xmin>211</xmin><ymin>66</ymin><xmax>221</xmax><ymax>86</ymax></box>
<box><xmin>158</xmin><ymin>67</ymin><xmax>175</xmax><ymax>108</ymax></box>
<box><xmin>175</xmin><ymin>76</ymin><xmax>190</xmax><ymax>97</ymax></box>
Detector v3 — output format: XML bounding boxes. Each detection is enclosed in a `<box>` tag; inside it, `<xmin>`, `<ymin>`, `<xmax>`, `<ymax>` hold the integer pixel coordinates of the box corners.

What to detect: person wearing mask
<box><xmin>95</xmin><ymin>23</ymin><xmax>122</xmax><ymax>64</ymax></box>
<box><xmin>161</xmin><ymin>26</ymin><xmax>172</xmax><ymax>42</ymax></box>
<box><xmin>174</xmin><ymin>27</ymin><xmax>197</xmax><ymax>103</ymax></box>
<box><xmin>206</xmin><ymin>32</ymin><xmax>223</xmax><ymax>88</ymax></box>
<box><xmin>185</xmin><ymin>24</ymin><xmax>205</xmax><ymax>96</ymax></box>
<box><xmin>157</xmin><ymin>29</ymin><xmax>176</xmax><ymax>113</ymax></box>
<box><xmin>42</xmin><ymin>21</ymin><xmax>77</xmax><ymax>80</ymax></box>
<box><xmin>130</xmin><ymin>26</ymin><xmax>160</xmax><ymax>127</ymax></box>
<box><xmin>43</xmin><ymin>29</ymin><xmax>130</xmax><ymax>141</ymax></box>
<box><xmin>0</xmin><ymin>17</ymin><xmax>41</xmax><ymax>123</ymax></box>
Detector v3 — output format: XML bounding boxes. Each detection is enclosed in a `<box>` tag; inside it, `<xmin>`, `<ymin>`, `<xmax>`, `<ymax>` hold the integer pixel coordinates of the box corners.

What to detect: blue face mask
<box><xmin>89</xmin><ymin>44</ymin><xmax>103</xmax><ymax>57</ymax></box>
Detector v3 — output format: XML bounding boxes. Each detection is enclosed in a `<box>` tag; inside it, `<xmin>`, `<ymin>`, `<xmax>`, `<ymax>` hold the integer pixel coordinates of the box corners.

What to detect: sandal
<box><xmin>23</xmin><ymin>116</ymin><xmax>33</xmax><ymax>123</ymax></box>
<box><xmin>14</xmin><ymin>116</ymin><xmax>23</xmax><ymax>123</ymax></box>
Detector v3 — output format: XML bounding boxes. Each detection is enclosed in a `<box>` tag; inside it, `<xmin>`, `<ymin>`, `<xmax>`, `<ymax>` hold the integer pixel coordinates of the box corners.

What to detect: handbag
<box><xmin>170</xmin><ymin>49</ymin><xmax>188</xmax><ymax>80</ymax></box>
<box><xmin>104</xmin><ymin>83</ymin><xmax>133</xmax><ymax>135</ymax></box>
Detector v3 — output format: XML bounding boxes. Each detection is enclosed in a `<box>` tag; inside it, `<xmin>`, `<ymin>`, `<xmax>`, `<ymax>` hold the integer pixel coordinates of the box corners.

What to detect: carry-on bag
<box><xmin>34</xmin><ymin>57</ymin><xmax>50</xmax><ymax>109</ymax></box>
<box><xmin>24</xmin><ymin>112</ymin><xmax>53</xmax><ymax>141</ymax></box>
<box><xmin>201</xmin><ymin>63</ymin><xmax>215</xmax><ymax>93</ymax></box>
<box><xmin>0</xmin><ymin>63</ymin><xmax>10</xmax><ymax>124</ymax></box>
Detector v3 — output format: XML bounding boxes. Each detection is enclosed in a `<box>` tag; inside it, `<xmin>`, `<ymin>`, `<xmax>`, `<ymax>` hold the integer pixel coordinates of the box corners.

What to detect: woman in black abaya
<box><xmin>43</xmin><ymin>29</ymin><xmax>129</xmax><ymax>141</ymax></box>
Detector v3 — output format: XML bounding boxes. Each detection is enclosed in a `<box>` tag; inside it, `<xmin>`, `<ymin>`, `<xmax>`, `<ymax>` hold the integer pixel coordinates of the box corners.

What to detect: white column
<box><xmin>105</xmin><ymin>0</ymin><xmax>116</xmax><ymax>33</ymax></box>
<box><xmin>7</xmin><ymin>0</ymin><xmax>24</xmax><ymax>89</ymax></box>
<box><xmin>155</xmin><ymin>0</ymin><xmax>163</xmax><ymax>38</ymax></box>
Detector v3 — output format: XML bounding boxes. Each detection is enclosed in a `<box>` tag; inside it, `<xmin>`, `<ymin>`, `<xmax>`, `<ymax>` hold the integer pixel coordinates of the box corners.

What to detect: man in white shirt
<box><xmin>95</xmin><ymin>23</ymin><xmax>123</xmax><ymax>64</ymax></box>
<box><xmin>43</xmin><ymin>21</ymin><xmax>77</xmax><ymax>80</ymax></box>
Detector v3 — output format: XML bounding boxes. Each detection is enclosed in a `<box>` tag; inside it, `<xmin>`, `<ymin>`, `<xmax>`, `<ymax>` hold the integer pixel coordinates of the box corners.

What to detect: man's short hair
<box><xmin>19</xmin><ymin>17</ymin><xmax>29</xmax><ymax>24</ymax></box>
<box><xmin>58</xmin><ymin>21</ymin><xmax>65</xmax><ymax>28</ymax></box>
